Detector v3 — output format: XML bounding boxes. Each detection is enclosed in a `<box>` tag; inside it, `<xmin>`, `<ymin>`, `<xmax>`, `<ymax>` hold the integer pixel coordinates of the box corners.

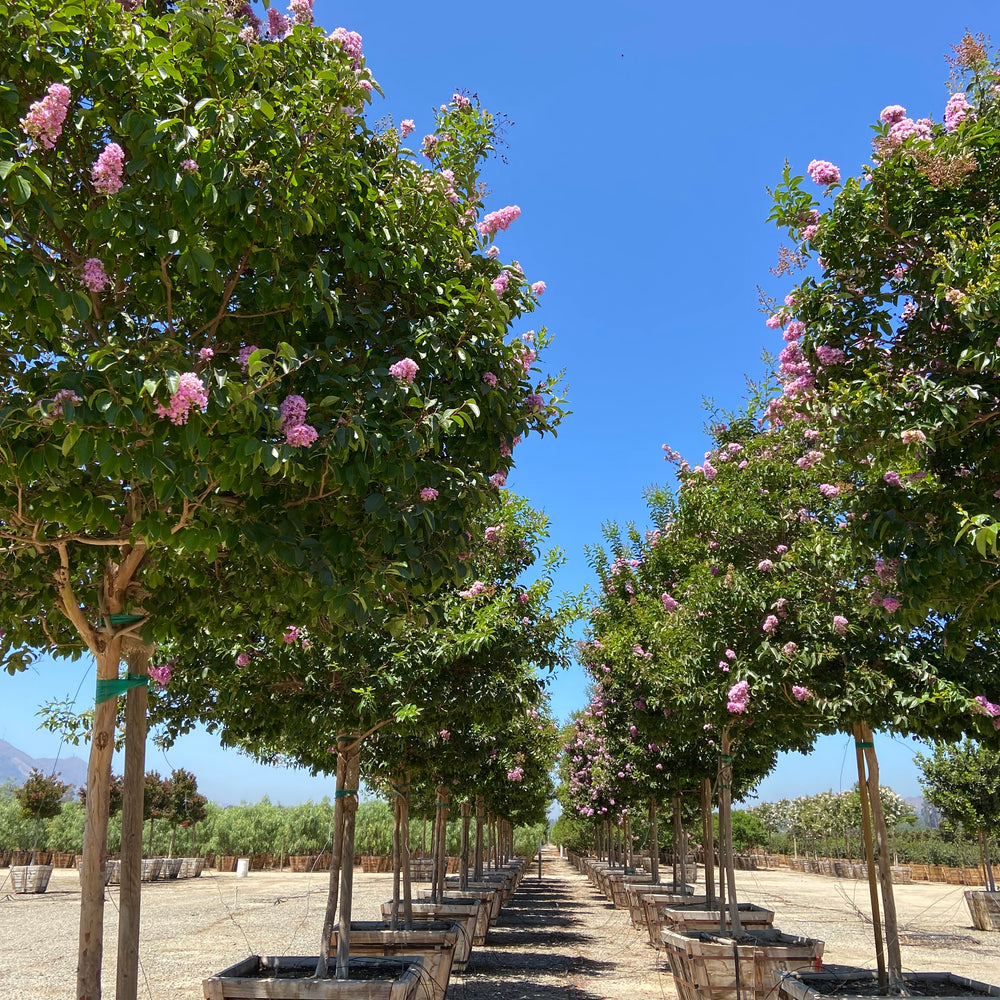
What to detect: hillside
<box><xmin>0</xmin><ymin>739</ymin><xmax>88</xmax><ymax>789</ymax></box>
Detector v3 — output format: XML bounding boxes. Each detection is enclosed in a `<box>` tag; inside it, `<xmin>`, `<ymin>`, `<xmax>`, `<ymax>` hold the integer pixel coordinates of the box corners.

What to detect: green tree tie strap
<box><xmin>436</xmin><ymin>803</ymin><xmax>450</xmax><ymax>808</ymax></box>
<box><xmin>95</xmin><ymin>674</ymin><xmax>148</xmax><ymax>705</ymax></box>
<box><xmin>855</xmin><ymin>742</ymin><xmax>875</xmax><ymax>749</ymax></box>
<box><xmin>719</xmin><ymin>754</ymin><xmax>734</xmax><ymax>762</ymax></box>
<box><xmin>334</xmin><ymin>789</ymin><xmax>358</xmax><ymax>798</ymax></box>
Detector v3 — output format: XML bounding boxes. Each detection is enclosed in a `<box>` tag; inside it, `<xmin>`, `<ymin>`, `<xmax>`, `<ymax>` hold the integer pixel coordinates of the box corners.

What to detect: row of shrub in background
<box><xmin>0</xmin><ymin>781</ymin><xmax>547</xmax><ymax>860</ymax></box>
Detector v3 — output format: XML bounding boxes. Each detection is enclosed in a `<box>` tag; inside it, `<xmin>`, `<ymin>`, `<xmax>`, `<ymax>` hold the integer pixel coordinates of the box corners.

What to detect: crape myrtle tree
<box><xmin>581</xmin><ymin>395</ymin><xmax>999</xmax><ymax>980</ymax></box>
<box><xmin>149</xmin><ymin>493</ymin><xmax>575</xmax><ymax>975</ymax></box>
<box><xmin>916</xmin><ymin>738</ymin><xmax>1000</xmax><ymax>890</ymax></box>
<box><xmin>1</xmin><ymin>2</ymin><xmax>562</xmax><ymax>995</ymax></box>
<box><xmin>15</xmin><ymin>767</ymin><xmax>70</xmax><ymax>862</ymax></box>
<box><xmin>766</xmin><ymin>32</ymin><xmax>1000</xmax><ymax>657</ymax></box>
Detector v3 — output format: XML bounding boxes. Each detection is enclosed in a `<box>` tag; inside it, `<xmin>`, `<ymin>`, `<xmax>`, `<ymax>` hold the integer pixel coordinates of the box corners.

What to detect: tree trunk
<box><xmin>648</xmin><ymin>795</ymin><xmax>659</xmax><ymax>883</ymax></box>
<box><xmin>459</xmin><ymin>801</ymin><xmax>471</xmax><ymax>892</ymax></box>
<box><xmin>854</xmin><ymin>722</ymin><xmax>887</xmax><ymax>990</ymax></box>
<box><xmin>78</xmin><ymin>638</ymin><xmax>125</xmax><ymax>1000</ymax></box>
<box><xmin>335</xmin><ymin>746</ymin><xmax>361</xmax><ymax>980</ymax></box>
<box><xmin>432</xmin><ymin>785</ymin><xmax>450</xmax><ymax>902</ymax></box>
<box><xmin>474</xmin><ymin>795</ymin><xmax>485</xmax><ymax>882</ymax></box>
<box><xmin>701</xmin><ymin>778</ymin><xmax>714</xmax><ymax>907</ymax></box>
<box><xmin>719</xmin><ymin>730</ymin><xmax>742</xmax><ymax>936</ymax></box>
<box><xmin>624</xmin><ymin>812</ymin><xmax>633</xmax><ymax>870</ymax></box>
<box><xmin>390</xmin><ymin>782</ymin><xmax>401</xmax><ymax>930</ymax></box>
<box><xmin>859</xmin><ymin>724</ymin><xmax>903</xmax><ymax>989</ymax></box>
<box><xmin>400</xmin><ymin>778</ymin><xmax>413</xmax><ymax>926</ymax></box>
<box><xmin>315</xmin><ymin>743</ymin><xmax>348</xmax><ymax>978</ymax></box>
<box><xmin>672</xmin><ymin>795</ymin><xmax>681</xmax><ymax>887</ymax></box>
<box><xmin>116</xmin><ymin>644</ymin><xmax>151</xmax><ymax>1000</ymax></box>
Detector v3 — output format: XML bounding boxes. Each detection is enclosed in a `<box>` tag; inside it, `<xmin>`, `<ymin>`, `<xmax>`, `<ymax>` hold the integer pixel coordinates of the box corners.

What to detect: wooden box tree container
<box><xmin>627</xmin><ymin>882</ymin><xmax>695</xmax><ymax>929</ymax></box>
<box><xmin>329</xmin><ymin>921</ymin><xmax>460</xmax><ymax>1000</ymax></box>
<box><xmin>660</xmin><ymin>902</ymin><xmax>775</xmax><ymax>935</ymax></box>
<box><xmin>202</xmin><ymin>956</ymin><xmax>425</xmax><ymax>1000</ymax></box>
<box><xmin>661</xmin><ymin>928</ymin><xmax>824</xmax><ymax>1000</ymax></box>
<box><xmin>775</xmin><ymin>968</ymin><xmax>1000</xmax><ymax>1000</ymax></box>
<box><xmin>642</xmin><ymin>894</ymin><xmax>707</xmax><ymax>950</ymax></box>
<box><xmin>965</xmin><ymin>890</ymin><xmax>1000</xmax><ymax>932</ymax></box>
<box><xmin>417</xmin><ymin>885</ymin><xmax>502</xmax><ymax>923</ymax></box>
<box><xmin>11</xmin><ymin>864</ymin><xmax>53</xmax><ymax>894</ymax></box>
<box><xmin>380</xmin><ymin>901</ymin><xmax>479</xmax><ymax>972</ymax></box>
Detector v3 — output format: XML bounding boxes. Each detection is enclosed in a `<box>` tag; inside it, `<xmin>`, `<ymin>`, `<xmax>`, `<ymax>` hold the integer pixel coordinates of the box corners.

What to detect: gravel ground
<box><xmin>1</xmin><ymin>853</ymin><xmax>998</xmax><ymax>999</ymax></box>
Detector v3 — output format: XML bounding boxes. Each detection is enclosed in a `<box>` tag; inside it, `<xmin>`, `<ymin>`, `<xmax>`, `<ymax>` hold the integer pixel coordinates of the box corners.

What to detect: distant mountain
<box><xmin>0</xmin><ymin>739</ymin><xmax>88</xmax><ymax>790</ymax></box>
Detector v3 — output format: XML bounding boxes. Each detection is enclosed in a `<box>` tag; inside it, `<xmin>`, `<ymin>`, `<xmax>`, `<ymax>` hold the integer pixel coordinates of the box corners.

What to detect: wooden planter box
<box><xmin>661</xmin><ymin>928</ymin><xmax>824</xmax><ymax>1000</ymax></box>
<box><xmin>626</xmin><ymin>882</ymin><xmax>694</xmax><ymax>928</ymax></box>
<box><xmin>330</xmin><ymin>921</ymin><xmax>459</xmax><ymax>1000</ymax></box>
<box><xmin>380</xmin><ymin>900</ymin><xmax>480</xmax><ymax>972</ymax></box>
<box><xmin>142</xmin><ymin>858</ymin><xmax>163</xmax><ymax>881</ymax></box>
<box><xmin>161</xmin><ymin>858</ymin><xmax>183</xmax><ymax>879</ymax></box>
<box><xmin>775</xmin><ymin>967</ymin><xmax>1000</xmax><ymax>1000</ymax></box>
<box><xmin>966</xmin><ymin>890</ymin><xmax>1000</xmax><ymax>931</ymax></box>
<box><xmin>412</xmin><ymin>893</ymin><xmax>490</xmax><ymax>945</ymax></box>
<box><xmin>418</xmin><ymin>885</ymin><xmax>501</xmax><ymax>924</ymax></box>
<box><xmin>660</xmin><ymin>902</ymin><xmax>775</xmax><ymax>935</ymax></box>
<box><xmin>288</xmin><ymin>855</ymin><xmax>318</xmax><ymax>873</ymax></box>
<box><xmin>219</xmin><ymin>855</ymin><xmax>239</xmax><ymax>873</ymax></box>
<box><xmin>11</xmin><ymin>864</ymin><xmax>53</xmax><ymax>894</ymax></box>
<box><xmin>203</xmin><ymin>955</ymin><xmax>424</xmax><ymax>1000</ymax></box>
<box><xmin>642</xmin><ymin>893</ymin><xmax>707</xmax><ymax>950</ymax></box>
<box><xmin>51</xmin><ymin>851</ymin><xmax>76</xmax><ymax>868</ymax></box>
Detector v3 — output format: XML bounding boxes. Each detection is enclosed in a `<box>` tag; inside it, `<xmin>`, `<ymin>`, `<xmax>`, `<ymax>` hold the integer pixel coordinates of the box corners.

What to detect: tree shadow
<box><xmin>462</xmin><ymin>951</ymin><xmax>615</xmax><ymax>977</ymax></box>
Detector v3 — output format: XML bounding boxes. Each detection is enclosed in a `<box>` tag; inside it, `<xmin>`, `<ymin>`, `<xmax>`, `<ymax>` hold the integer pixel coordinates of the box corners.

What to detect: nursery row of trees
<box><xmin>0</xmin><ymin>2</ymin><xmax>573</xmax><ymax>997</ymax></box>
<box><xmin>556</xmin><ymin>33</ymin><xmax>1000</xmax><ymax>990</ymax></box>
<box><xmin>1</xmin><ymin>782</ymin><xmax>547</xmax><ymax>861</ymax></box>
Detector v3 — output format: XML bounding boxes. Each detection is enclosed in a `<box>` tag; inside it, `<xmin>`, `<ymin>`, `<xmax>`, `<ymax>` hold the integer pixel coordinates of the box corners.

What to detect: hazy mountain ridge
<box><xmin>0</xmin><ymin>739</ymin><xmax>88</xmax><ymax>789</ymax></box>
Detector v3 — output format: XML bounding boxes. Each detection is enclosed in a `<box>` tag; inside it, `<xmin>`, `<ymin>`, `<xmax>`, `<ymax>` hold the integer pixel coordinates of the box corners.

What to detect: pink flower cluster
<box><xmin>236</xmin><ymin>652</ymin><xmax>252</xmax><ymax>667</ymax></box>
<box><xmin>281</xmin><ymin>394</ymin><xmax>319</xmax><ymax>447</ymax></box>
<box><xmin>288</xmin><ymin>0</ymin><xmax>313</xmax><ymax>26</ymax></box>
<box><xmin>459</xmin><ymin>580</ymin><xmax>487</xmax><ymax>599</ymax></box>
<box><xmin>819</xmin><ymin>483</ymin><xmax>840</xmax><ymax>499</ymax></box>
<box><xmin>148</xmin><ymin>660</ymin><xmax>174</xmax><ymax>687</ymax></box>
<box><xmin>330</xmin><ymin>27</ymin><xmax>363</xmax><ymax>69</ymax></box>
<box><xmin>155</xmin><ymin>372</ymin><xmax>209</xmax><ymax>425</ymax></box>
<box><xmin>815</xmin><ymin>345</ymin><xmax>845</xmax><ymax>366</ymax></box>
<box><xmin>944</xmin><ymin>92</ymin><xmax>975</xmax><ymax>131</ymax></box>
<box><xmin>727</xmin><ymin>680</ymin><xmax>750</xmax><ymax>714</ymax></box>
<box><xmin>507</xmin><ymin>766</ymin><xmax>525</xmax><ymax>781</ymax></box>
<box><xmin>92</xmin><ymin>142</ymin><xmax>126</xmax><ymax>195</ymax></box>
<box><xmin>525</xmin><ymin>393</ymin><xmax>543</xmax><ymax>413</ymax></box>
<box><xmin>21</xmin><ymin>83</ymin><xmax>71</xmax><ymax>149</ymax></box>
<box><xmin>400</xmin><ymin>119</ymin><xmax>415</xmax><ymax>137</ymax></box>
<box><xmin>283</xmin><ymin>625</ymin><xmax>301</xmax><ymax>643</ymax></box>
<box><xmin>267</xmin><ymin>8</ymin><xmax>292</xmax><ymax>38</ymax></box>
<box><xmin>492</xmin><ymin>272</ymin><xmax>510</xmax><ymax>296</ymax></box>
<box><xmin>81</xmin><ymin>258</ymin><xmax>109</xmax><ymax>294</ymax></box>
<box><xmin>833</xmin><ymin>615</ymin><xmax>848</xmax><ymax>635</ymax></box>
<box><xmin>180</xmin><ymin>158</ymin><xmax>199</xmax><ymax>174</ymax></box>
<box><xmin>532</xmin><ymin>281</ymin><xmax>546</xmax><ymax>296</ymax></box>
<box><xmin>482</xmin><ymin>371</ymin><xmax>498</xmax><ymax>387</ymax></box>
<box><xmin>974</xmin><ymin>695</ymin><xmax>1000</xmax><ymax>724</ymax></box>
<box><xmin>389</xmin><ymin>357</ymin><xmax>419</xmax><ymax>383</ymax></box>
<box><xmin>238</xmin><ymin>344</ymin><xmax>259</xmax><ymax>370</ymax></box>
<box><xmin>47</xmin><ymin>388</ymin><xmax>83</xmax><ymax>420</ymax></box>
<box><xmin>901</xmin><ymin>428</ymin><xmax>926</xmax><ymax>444</ymax></box>
<box><xmin>477</xmin><ymin>205</ymin><xmax>521</xmax><ymax>237</ymax></box>
<box><xmin>420</xmin><ymin>487</ymin><xmax>438</xmax><ymax>501</ymax></box>
<box><xmin>791</xmin><ymin>685</ymin><xmax>811</xmax><ymax>701</ymax></box>
<box><xmin>807</xmin><ymin>160</ymin><xmax>841</xmax><ymax>186</ymax></box>
<box><xmin>661</xmin><ymin>593</ymin><xmax>678</xmax><ymax>611</ymax></box>
<box><xmin>763</xmin><ymin>614</ymin><xmax>779</xmax><ymax>634</ymax></box>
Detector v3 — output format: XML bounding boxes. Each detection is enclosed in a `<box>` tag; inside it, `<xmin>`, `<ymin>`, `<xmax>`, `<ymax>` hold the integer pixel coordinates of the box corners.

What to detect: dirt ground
<box><xmin>1</xmin><ymin>851</ymin><xmax>998</xmax><ymax>998</ymax></box>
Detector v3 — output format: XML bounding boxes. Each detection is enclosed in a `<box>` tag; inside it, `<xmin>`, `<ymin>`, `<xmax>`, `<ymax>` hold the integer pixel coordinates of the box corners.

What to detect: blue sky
<box><xmin>3</xmin><ymin>0</ymin><xmax>991</xmax><ymax>805</ymax></box>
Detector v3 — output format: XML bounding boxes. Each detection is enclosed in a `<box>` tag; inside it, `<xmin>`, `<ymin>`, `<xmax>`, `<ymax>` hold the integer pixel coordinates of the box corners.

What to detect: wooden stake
<box><xmin>648</xmin><ymin>795</ymin><xmax>659</xmax><ymax>883</ymax></box>
<box><xmin>853</xmin><ymin>722</ymin><xmax>886</xmax><ymax>990</ymax></box>
<box><xmin>474</xmin><ymin>795</ymin><xmax>485</xmax><ymax>882</ymax></box>
<box><xmin>701</xmin><ymin>778</ymin><xmax>715</xmax><ymax>907</ymax></box>
<box><xmin>335</xmin><ymin>746</ymin><xmax>361</xmax><ymax>980</ymax></box>
<box><xmin>459</xmin><ymin>801</ymin><xmax>471</xmax><ymax>892</ymax></box>
<box><xmin>316</xmin><ymin>744</ymin><xmax>348</xmax><ymax>977</ymax></box>
<box><xmin>860</xmin><ymin>723</ymin><xmax>903</xmax><ymax>990</ymax></box>
<box><xmin>116</xmin><ymin>644</ymin><xmax>151</xmax><ymax>1000</ymax></box>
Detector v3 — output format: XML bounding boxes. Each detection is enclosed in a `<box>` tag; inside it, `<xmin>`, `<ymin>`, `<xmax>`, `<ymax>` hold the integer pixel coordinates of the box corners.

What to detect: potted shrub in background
<box><xmin>11</xmin><ymin>769</ymin><xmax>69</xmax><ymax>893</ymax></box>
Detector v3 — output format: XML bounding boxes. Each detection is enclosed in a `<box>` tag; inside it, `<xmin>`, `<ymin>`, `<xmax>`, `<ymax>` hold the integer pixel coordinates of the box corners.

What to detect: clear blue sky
<box><xmin>3</xmin><ymin>0</ymin><xmax>988</xmax><ymax>805</ymax></box>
